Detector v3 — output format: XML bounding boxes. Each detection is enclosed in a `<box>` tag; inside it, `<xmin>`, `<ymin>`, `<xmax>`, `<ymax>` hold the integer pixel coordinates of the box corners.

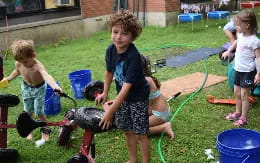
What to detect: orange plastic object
<box><xmin>207</xmin><ymin>95</ymin><xmax>236</xmax><ymax>105</ymax></box>
<box><xmin>207</xmin><ymin>95</ymin><xmax>256</xmax><ymax>105</ymax></box>
<box><xmin>248</xmin><ymin>95</ymin><xmax>256</xmax><ymax>104</ymax></box>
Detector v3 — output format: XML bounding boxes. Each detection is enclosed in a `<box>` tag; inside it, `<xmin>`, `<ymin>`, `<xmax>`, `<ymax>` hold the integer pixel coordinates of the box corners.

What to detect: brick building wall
<box><xmin>165</xmin><ymin>0</ymin><xmax>180</xmax><ymax>11</ymax></box>
<box><xmin>80</xmin><ymin>0</ymin><xmax>179</xmax><ymax>18</ymax></box>
<box><xmin>81</xmin><ymin>0</ymin><xmax>114</xmax><ymax>18</ymax></box>
<box><xmin>0</xmin><ymin>0</ymin><xmax>181</xmax><ymax>50</ymax></box>
<box><xmin>146</xmin><ymin>0</ymin><xmax>165</xmax><ymax>12</ymax></box>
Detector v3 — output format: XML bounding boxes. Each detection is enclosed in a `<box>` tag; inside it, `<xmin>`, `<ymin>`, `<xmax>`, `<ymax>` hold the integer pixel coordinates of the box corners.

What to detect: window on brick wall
<box><xmin>113</xmin><ymin>0</ymin><xmax>128</xmax><ymax>12</ymax></box>
<box><xmin>180</xmin><ymin>0</ymin><xmax>211</xmax><ymax>3</ymax></box>
<box><xmin>0</xmin><ymin>0</ymin><xmax>81</xmax><ymax>27</ymax></box>
<box><xmin>1</xmin><ymin>0</ymin><xmax>41</xmax><ymax>13</ymax></box>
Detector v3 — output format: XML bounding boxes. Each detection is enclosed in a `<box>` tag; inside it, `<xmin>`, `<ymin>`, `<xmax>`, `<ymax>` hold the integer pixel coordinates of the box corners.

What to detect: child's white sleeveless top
<box><xmin>235</xmin><ymin>33</ymin><xmax>260</xmax><ymax>72</ymax></box>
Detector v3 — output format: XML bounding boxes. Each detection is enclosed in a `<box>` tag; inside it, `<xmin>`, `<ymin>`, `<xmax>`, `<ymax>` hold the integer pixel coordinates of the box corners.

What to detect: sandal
<box><xmin>226</xmin><ymin>112</ymin><xmax>241</xmax><ymax>121</ymax></box>
<box><xmin>233</xmin><ymin>117</ymin><xmax>247</xmax><ymax>127</ymax></box>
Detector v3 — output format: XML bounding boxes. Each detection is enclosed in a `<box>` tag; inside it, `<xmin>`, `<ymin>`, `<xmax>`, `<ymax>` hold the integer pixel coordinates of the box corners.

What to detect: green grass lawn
<box><xmin>1</xmin><ymin>16</ymin><xmax>260</xmax><ymax>163</ymax></box>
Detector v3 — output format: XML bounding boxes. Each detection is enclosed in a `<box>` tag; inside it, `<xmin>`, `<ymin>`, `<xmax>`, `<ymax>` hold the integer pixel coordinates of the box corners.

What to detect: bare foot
<box><xmin>163</xmin><ymin>122</ymin><xmax>174</xmax><ymax>140</ymax></box>
<box><xmin>125</xmin><ymin>160</ymin><xmax>138</xmax><ymax>163</ymax></box>
<box><xmin>42</xmin><ymin>133</ymin><xmax>50</xmax><ymax>141</ymax></box>
<box><xmin>26</xmin><ymin>132</ymin><xmax>33</xmax><ymax>140</ymax></box>
<box><xmin>125</xmin><ymin>160</ymin><xmax>137</xmax><ymax>163</ymax></box>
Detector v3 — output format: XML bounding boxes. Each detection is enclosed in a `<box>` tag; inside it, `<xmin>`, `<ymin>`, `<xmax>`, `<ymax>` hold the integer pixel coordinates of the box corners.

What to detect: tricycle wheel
<box><xmin>0</xmin><ymin>148</ymin><xmax>18</xmax><ymax>162</ymax></box>
<box><xmin>75</xmin><ymin>107</ymin><xmax>106</xmax><ymax>132</ymax></box>
<box><xmin>75</xmin><ymin>107</ymin><xmax>115</xmax><ymax>132</ymax></box>
<box><xmin>0</xmin><ymin>93</ymin><xmax>20</xmax><ymax>107</ymax></box>
<box><xmin>57</xmin><ymin>109</ymin><xmax>76</xmax><ymax>146</ymax></box>
<box><xmin>84</xmin><ymin>80</ymin><xmax>104</xmax><ymax>101</ymax></box>
<box><xmin>57</xmin><ymin>126</ymin><xmax>74</xmax><ymax>146</ymax></box>
<box><xmin>67</xmin><ymin>154</ymin><xmax>88</xmax><ymax>163</ymax></box>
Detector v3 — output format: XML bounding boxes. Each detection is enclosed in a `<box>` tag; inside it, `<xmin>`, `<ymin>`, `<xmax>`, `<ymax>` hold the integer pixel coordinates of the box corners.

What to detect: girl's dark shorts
<box><xmin>234</xmin><ymin>70</ymin><xmax>256</xmax><ymax>88</ymax></box>
<box><xmin>115</xmin><ymin>100</ymin><xmax>149</xmax><ymax>135</ymax></box>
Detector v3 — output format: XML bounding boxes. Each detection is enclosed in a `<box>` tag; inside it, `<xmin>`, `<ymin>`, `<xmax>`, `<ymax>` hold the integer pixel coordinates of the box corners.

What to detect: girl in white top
<box><xmin>222</xmin><ymin>9</ymin><xmax>260</xmax><ymax>127</ymax></box>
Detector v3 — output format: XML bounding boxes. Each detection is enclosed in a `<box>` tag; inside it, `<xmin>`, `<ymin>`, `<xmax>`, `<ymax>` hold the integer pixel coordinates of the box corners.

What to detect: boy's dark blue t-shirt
<box><xmin>105</xmin><ymin>43</ymin><xmax>149</xmax><ymax>102</ymax></box>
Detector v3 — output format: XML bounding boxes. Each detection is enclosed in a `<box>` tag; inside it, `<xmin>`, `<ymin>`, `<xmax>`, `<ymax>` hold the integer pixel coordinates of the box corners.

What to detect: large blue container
<box><xmin>217</xmin><ymin>128</ymin><xmax>260</xmax><ymax>163</ymax></box>
<box><xmin>227</xmin><ymin>60</ymin><xmax>235</xmax><ymax>90</ymax></box>
<box><xmin>44</xmin><ymin>82</ymin><xmax>61</xmax><ymax>115</ymax></box>
<box><xmin>227</xmin><ymin>60</ymin><xmax>260</xmax><ymax>96</ymax></box>
<box><xmin>68</xmin><ymin>69</ymin><xmax>91</xmax><ymax>99</ymax></box>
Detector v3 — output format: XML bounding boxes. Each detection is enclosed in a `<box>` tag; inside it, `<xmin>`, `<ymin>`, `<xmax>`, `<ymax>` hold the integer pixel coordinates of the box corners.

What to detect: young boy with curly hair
<box><xmin>1</xmin><ymin>40</ymin><xmax>63</xmax><ymax>145</ymax></box>
<box><xmin>95</xmin><ymin>10</ymin><xmax>150</xmax><ymax>163</ymax></box>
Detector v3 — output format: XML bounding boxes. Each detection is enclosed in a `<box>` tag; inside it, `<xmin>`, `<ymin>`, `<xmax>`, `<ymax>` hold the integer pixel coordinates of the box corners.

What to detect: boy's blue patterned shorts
<box><xmin>115</xmin><ymin>100</ymin><xmax>149</xmax><ymax>135</ymax></box>
<box><xmin>21</xmin><ymin>81</ymin><xmax>46</xmax><ymax>116</ymax></box>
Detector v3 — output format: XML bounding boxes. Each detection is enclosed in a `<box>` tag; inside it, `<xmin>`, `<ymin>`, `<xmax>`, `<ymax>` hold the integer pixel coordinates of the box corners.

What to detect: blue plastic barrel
<box><xmin>227</xmin><ymin>61</ymin><xmax>260</xmax><ymax>96</ymax></box>
<box><xmin>217</xmin><ymin>128</ymin><xmax>260</xmax><ymax>163</ymax></box>
<box><xmin>68</xmin><ymin>69</ymin><xmax>92</xmax><ymax>99</ymax></box>
<box><xmin>252</xmin><ymin>61</ymin><xmax>260</xmax><ymax>96</ymax></box>
<box><xmin>44</xmin><ymin>82</ymin><xmax>61</xmax><ymax>115</ymax></box>
<box><xmin>227</xmin><ymin>60</ymin><xmax>235</xmax><ymax>90</ymax></box>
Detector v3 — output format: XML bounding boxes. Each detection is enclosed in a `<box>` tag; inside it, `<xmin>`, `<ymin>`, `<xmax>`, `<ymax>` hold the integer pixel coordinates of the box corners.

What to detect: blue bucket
<box><xmin>44</xmin><ymin>82</ymin><xmax>61</xmax><ymax>115</ymax></box>
<box><xmin>68</xmin><ymin>69</ymin><xmax>91</xmax><ymax>99</ymax></box>
<box><xmin>217</xmin><ymin>128</ymin><xmax>260</xmax><ymax>163</ymax></box>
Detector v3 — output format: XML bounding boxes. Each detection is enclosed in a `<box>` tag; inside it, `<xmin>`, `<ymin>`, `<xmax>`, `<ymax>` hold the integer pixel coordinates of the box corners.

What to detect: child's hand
<box><xmin>99</xmin><ymin>109</ymin><xmax>113</xmax><ymax>130</ymax></box>
<box><xmin>95</xmin><ymin>93</ymin><xmax>107</xmax><ymax>105</ymax></box>
<box><xmin>254</xmin><ymin>74</ymin><xmax>260</xmax><ymax>84</ymax></box>
<box><xmin>54</xmin><ymin>87</ymin><xmax>63</xmax><ymax>96</ymax></box>
<box><xmin>222</xmin><ymin>51</ymin><xmax>230</xmax><ymax>60</ymax></box>
<box><xmin>103</xmin><ymin>100</ymin><xmax>114</xmax><ymax>111</ymax></box>
<box><xmin>0</xmin><ymin>78</ymin><xmax>9</xmax><ymax>88</ymax></box>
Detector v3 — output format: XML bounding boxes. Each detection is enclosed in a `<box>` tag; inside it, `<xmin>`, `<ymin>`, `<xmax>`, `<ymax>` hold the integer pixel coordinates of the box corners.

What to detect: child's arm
<box><xmin>0</xmin><ymin>70</ymin><xmax>16</xmax><ymax>88</ymax></box>
<box><xmin>0</xmin><ymin>63</ymin><xmax>20</xmax><ymax>88</ymax></box>
<box><xmin>222</xmin><ymin>40</ymin><xmax>237</xmax><ymax>59</ymax></box>
<box><xmin>37</xmin><ymin>62</ymin><xmax>62</xmax><ymax>92</ymax></box>
<box><xmin>99</xmin><ymin>82</ymin><xmax>132</xmax><ymax>130</ymax></box>
<box><xmin>95</xmin><ymin>70</ymin><xmax>113</xmax><ymax>104</ymax></box>
<box><xmin>6</xmin><ymin>62</ymin><xmax>21</xmax><ymax>82</ymax></box>
<box><xmin>5</xmin><ymin>69</ymin><xmax>20</xmax><ymax>82</ymax></box>
<box><xmin>254</xmin><ymin>48</ymin><xmax>260</xmax><ymax>84</ymax></box>
<box><xmin>109</xmin><ymin>82</ymin><xmax>131</xmax><ymax>112</ymax></box>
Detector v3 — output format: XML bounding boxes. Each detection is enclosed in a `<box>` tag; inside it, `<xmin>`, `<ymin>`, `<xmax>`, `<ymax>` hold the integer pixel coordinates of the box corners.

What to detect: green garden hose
<box><xmin>157</xmin><ymin>58</ymin><xmax>209</xmax><ymax>163</ymax></box>
<box><xmin>139</xmin><ymin>42</ymin><xmax>208</xmax><ymax>162</ymax></box>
